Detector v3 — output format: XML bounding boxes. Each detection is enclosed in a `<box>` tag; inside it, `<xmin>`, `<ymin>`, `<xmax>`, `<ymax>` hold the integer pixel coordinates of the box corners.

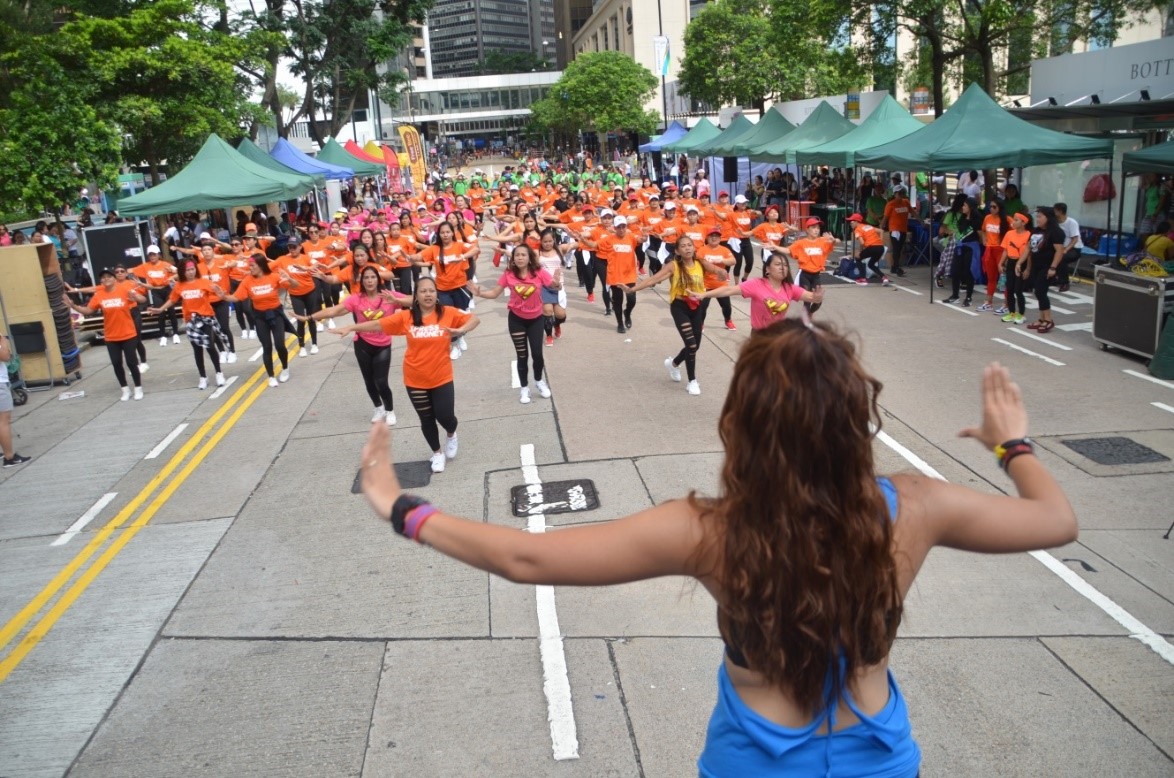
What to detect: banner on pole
<box><xmin>397</xmin><ymin>125</ymin><xmax>427</xmax><ymax>190</ymax></box>
<box><xmin>652</xmin><ymin>36</ymin><xmax>670</xmax><ymax>78</ymax></box>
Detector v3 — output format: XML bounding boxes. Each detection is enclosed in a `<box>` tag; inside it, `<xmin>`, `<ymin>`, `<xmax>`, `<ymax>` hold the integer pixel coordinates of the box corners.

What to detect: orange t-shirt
<box><xmin>679</xmin><ymin>221</ymin><xmax>708</xmax><ymax>247</ymax></box>
<box><xmin>790</xmin><ymin>236</ymin><xmax>836</xmax><ymax>273</ymax></box>
<box><xmin>884</xmin><ymin>198</ymin><xmax>911</xmax><ymax>233</ymax></box>
<box><xmin>273</xmin><ymin>254</ymin><xmax>316</xmax><ymax>296</ymax></box>
<box><xmin>168</xmin><ymin>278</ymin><xmax>217</xmax><ymax>319</ymax></box>
<box><xmin>697</xmin><ymin>244</ymin><xmax>735</xmax><ymax>290</ymax></box>
<box><xmin>729</xmin><ymin>209</ymin><xmax>755</xmax><ymax>238</ymax></box>
<box><xmin>599</xmin><ymin>233</ymin><xmax>640</xmax><ymax>285</ymax></box>
<box><xmin>204</xmin><ymin>260</ymin><xmax>233</xmax><ymax>296</ymax></box>
<box><xmin>117</xmin><ymin>278</ymin><xmax>145</xmax><ymax>309</ymax></box>
<box><xmin>386</xmin><ymin>236</ymin><xmax>417</xmax><ymax>269</ymax></box>
<box><xmin>235</xmin><ymin>273</ymin><xmax>287</xmax><ymax>311</ymax></box>
<box><xmin>420</xmin><ymin>241</ymin><xmax>472</xmax><ymax>291</ymax></box>
<box><xmin>1001</xmin><ymin>229</ymin><xmax>1031</xmax><ymax>260</ymax></box>
<box><xmin>131</xmin><ymin>260</ymin><xmax>176</xmax><ymax>289</ymax></box>
<box><xmin>89</xmin><ymin>285</ymin><xmax>138</xmax><ymax>341</ymax></box>
<box><xmin>378</xmin><ymin>307</ymin><xmax>472</xmax><ymax>389</ymax></box>
<box><xmin>853</xmin><ymin>223</ymin><xmax>884</xmax><ymax>248</ymax></box>
<box><xmin>301</xmin><ymin>238</ymin><xmax>333</xmax><ymax>268</ymax></box>
<box><xmin>751</xmin><ymin>222</ymin><xmax>786</xmax><ymax>247</ymax></box>
<box><xmin>981</xmin><ymin>215</ymin><xmax>1005</xmax><ymax>247</ymax></box>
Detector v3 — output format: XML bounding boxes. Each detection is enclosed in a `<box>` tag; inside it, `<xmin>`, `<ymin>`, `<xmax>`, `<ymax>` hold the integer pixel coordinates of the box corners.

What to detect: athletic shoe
<box><xmin>1013</xmin><ymin>314</ymin><xmax>1026</xmax><ymax>325</ymax></box>
<box><xmin>545</xmin><ymin>335</ymin><xmax>554</xmax><ymax>347</ymax></box>
<box><xmin>372</xmin><ymin>407</ymin><xmax>387</xmax><ymax>423</ymax></box>
<box><xmin>120</xmin><ymin>387</ymin><xmax>131</xmax><ymax>402</ymax></box>
<box><xmin>554</xmin><ymin>325</ymin><xmax>562</xmax><ymax>339</ymax></box>
<box><xmin>139</xmin><ymin>362</ymin><xmax>150</xmax><ymax>373</ymax></box>
<box><xmin>994</xmin><ymin>306</ymin><xmax>1009</xmax><ymax>315</ymax></box>
<box><xmin>215</xmin><ymin>372</ymin><xmax>226</xmax><ymax>386</ymax></box>
<box><xmin>893</xmin><ymin>267</ymin><xmax>906</xmax><ymax>277</ymax></box>
<box><xmin>881</xmin><ymin>276</ymin><xmax>891</xmax><ymax>286</ymax></box>
<box><xmin>459</xmin><ymin>336</ymin><xmax>468</xmax><ymax>351</ymax></box>
<box><xmin>686</xmin><ymin>380</ymin><xmax>701</xmax><ymax>396</ymax></box>
<box><xmin>520</xmin><ymin>386</ymin><xmax>531</xmax><ymax>404</ymax></box>
<box><xmin>310</xmin><ymin>344</ymin><xmax>319</xmax><ymax>355</ymax></box>
<box><xmin>976</xmin><ymin>303</ymin><xmax>993</xmax><ymax>312</ymax></box>
<box><xmin>467</xmin><ymin>298</ymin><xmax>476</xmax><ymax>311</ymax></box>
<box><xmin>855</xmin><ymin>278</ymin><xmax>869</xmax><ymax>286</ymax></box>
<box><xmin>962</xmin><ymin>297</ymin><xmax>972</xmax><ymax>307</ymax></box>
<box><xmin>278</xmin><ymin>369</ymin><xmax>290</xmax><ymax>383</ymax></box>
<box><xmin>625</xmin><ymin>314</ymin><xmax>633</xmax><ymax>329</ymax></box>
<box><xmin>535</xmin><ymin>378</ymin><xmax>551</xmax><ymax>398</ymax></box>
<box><xmin>327</xmin><ymin>319</ymin><xmax>336</xmax><ymax>329</ymax></box>
<box><xmin>665</xmin><ymin>358</ymin><xmax>681</xmax><ymax>383</ymax></box>
<box><xmin>133</xmin><ymin>387</ymin><xmax>143</xmax><ymax>401</ymax></box>
<box><xmin>2</xmin><ymin>453</ymin><xmax>31</xmax><ymax>468</ymax></box>
<box><xmin>385</xmin><ymin>411</ymin><xmax>396</xmax><ymax>427</ymax></box>
<box><xmin>943</xmin><ymin>296</ymin><xmax>959</xmax><ymax>304</ymax></box>
<box><xmin>226</xmin><ymin>352</ymin><xmax>237</xmax><ymax>364</ymax></box>
<box><xmin>587</xmin><ymin>293</ymin><xmax>595</xmax><ymax>303</ymax></box>
<box><xmin>1058</xmin><ymin>283</ymin><xmax>1070</xmax><ymax>292</ymax></box>
<box><xmin>450</xmin><ymin>345</ymin><xmax>461</xmax><ymax>360</ymax></box>
<box><xmin>268</xmin><ymin>376</ymin><xmax>279</xmax><ymax>388</ymax></box>
<box><xmin>245</xmin><ymin>329</ymin><xmax>255</xmax><ymax>340</ymax></box>
<box><xmin>430</xmin><ymin>452</ymin><xmax>446</xmax><ymax>473</ymax></box>
<box><xmin>616</xmin><ymin>324</ymin><xmax>626</xmax><ymax>334</ymax></box>
<box><xmin>317</xmin><ymin>322</ymin><xmax>325</xmax><ymax>332</ymax></box>
<box><xmin>159</xmin><ymin>336</ymin><xmax>168</xmax><ymax>347</ymax></box>
<box><xmin>604</xmin><ymin>308</ymin><xmax>612</xmax><ymax>317</ymax></box>
<box><xmin>198</xmin><ymin>376</ymin><xmax>208</xmax><ymax>390</ymax></box>
<box><xmin>173</xmin><ymin>334</ymin><xmax>181</xmax><ymax>344</ymax></box>
<box><xmin>1001</xmin><ymin>312</ymin><xmax>1017</xmax><ymax>323</ymax></box>
<box><xmin>725</xmin><ymin>320</ymin><xmax>736</xmax><ymax>330</ymax></box>
<box><xmin>445</xmin><ymin>434</ymin><xmax>459</xmax><ymax>459</ymax></box>
<box><xmin>299</xmin><ymin>347</ymin><xmax>308</xmax><ymax>358</ymax></box>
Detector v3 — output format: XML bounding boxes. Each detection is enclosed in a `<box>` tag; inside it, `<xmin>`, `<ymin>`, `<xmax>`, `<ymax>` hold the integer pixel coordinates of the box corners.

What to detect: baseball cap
<box><xmin>733</xmin><ymin>194</ymin><xmax>748</xmax><ymax>204</ymax></box>
<box><xmin>804</xmin><ymin>217</ymin><xmax>821</xmax><ymax>227</ymax></box>
<box><xmin>198</xmin><ymin>231</ymin><xmax>213</xmax><ymax>242</ymax></box>
<box><xmin>682</xmin><ymin>184</ymin><xmax>693</xmax><ymax>191</ymax></box>
<box><xmin>663</xmin><ymin>201</ymin><xmax>678</xmax><ymax>210</ymax></box>
<box><xmin>846</xmin><ymin>213</ymin><xmax>863</xmax><ymax>222</ymax></box>
<box><xmin>648</xmin><ymin>194</ymin><xmax>660</xmax><ymax>201</ymax></box>
<box><xmin>628</xmin><ymin>193</ymin><xmax>639</xmax><ymax>200</ymax></box>
<box><xmin>685</xmin><ymin>204</ymin><xmax>699</xmax><ymax>213</ymax></box>
<box><xmin>580</xmin><ymin>202</ymin><xmax>594</xmax><ymax>210</ymax></box>
<box><xmin>600</xmin><ymin>209</ymin><xmax>615</xmax><ymax>218</ymax></box>
<box><xmin>147</xmin><ymin>244</ymin><xmax>161</xmax><ymax>254</ymax></box>
<box><xmin>509</xmin><ymin>184</ymin><xmax>520</xmax><ymax>190</ymax></box>
<box><xmin>706</xmin><ymin>226</ymin><xmax>722</xmax><ymax>236</ymax></box>
<box><xmin>98</xmin><ymin>267</ymin><xmax>116</xmax><ymax>278</ymax></box>
<box><xmin>613</xmin><ymin>216</ymin><xmax>628</xmax><ymax>227</ymax></box>
<box><xmin>718</xmin><ymin>191</ymin><xmax>730</xmax><ymax>198</ymax></box>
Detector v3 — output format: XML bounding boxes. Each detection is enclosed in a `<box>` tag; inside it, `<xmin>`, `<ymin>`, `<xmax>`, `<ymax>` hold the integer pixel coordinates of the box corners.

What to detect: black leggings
<box><xmin>509</xmin><ymin>311</ymin><xmax>545</xmax><ymax>386</ymax></box>
<box><xmin>860</xmin><ymin>245</ymin><xmax>885</xmax><ymax>277</ymax></box>
<box><xmin>148</xmin><ymin>288</ymin><xmax>179</xmax><ymax>336</ymax></box>
<box><xmin>586</xmin><ymin>258</ymin><xmax>609</xmax><ymax>300</ymax></box>
<box><xmin>393</xmin><ymin>267</ymin><xmax>417</xmax><ymax>296</ymax></box>
<box><xmin>669</xmin><ymin>299</ymin><xmax>705</xmax><ymax>381</ymax></box>
<box><xmin>354</xmin><ymin>338</ymin><xmax>393</xmax><ymax>409</ymax></box>
<box><xmin>725</xmin><ymin>239</ymin><xmax>754</xmax><ymax>278</ymax></box>
<box><xmin>1005</xmin><ymin>261</ymin><xmax>1026</xmax><ymax>315</ymax></box>
<box><xmin>890</xmin><ymin>231</ymin><xmax>907</xmax><ymax>271</ymax></box>
<box><xmin>704</xmin><ymin>292</ymin><xmax>732</xmax><ymax>323</ymax></box>
<box><xmin>1031</xmin><ymin>260</ymin><xmax>1051</xmax><ymax>313</ymax></box>
<box><xmin>952</xmin><ymin>241</ymin><xmax>977</xmax><ymax>298</ymax></box>
<box><xmin>646</xmin><ymin>236</ymin><xmax>664</xmax><ymax>275</ymax></box>
<box><xmin>610</xmin><ymin>285</ymin><xmax>636</xmax><ymax>326</ymax></box>
<box><xmin>211</xmin><ymin>301</ymin><xmax>235</xmax><ymax>353</ymax></box>
<box><xmin>798</xmin><ymin>270</ymin><xmax>822</xmax><ymax>315</ymax></box>
<box><xmin>229</xmin><ymin>279</ymin><xmax>255</xmax><ymax>331</ymax></box>
<box><xmin>130</xmin><ymin>308</ymin><xmax>147</xmax><ymax>362</ymax></box>
<box><xmin>407</xmin><ymin>381</ymin><xmax>457</xmax><ymax>452</ymax></box>
<box><xmin>191</xmin><ymin>340</ymin><xmax>221</xmax><ymax>378</ymax></box>
<box><xmin>289</xmin><ymin>289</ymin><xmax>321</xmax><ymax>347</ymax></box>
<box><xmin>106</xmin><ymin>339</ymin><xmax>141</xmax><ymax>387</ymax></box>
<box><xmin>253</xmin><ymin>308</ymin><xmax>291</xmax><ymax>376</ymax></box>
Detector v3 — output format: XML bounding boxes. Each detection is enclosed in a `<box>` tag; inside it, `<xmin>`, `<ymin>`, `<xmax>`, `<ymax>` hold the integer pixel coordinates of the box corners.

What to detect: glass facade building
<box><xmin>428</xmin><ymin>0</ymin><xmax>555</xmax><ymax>78</ymax></box>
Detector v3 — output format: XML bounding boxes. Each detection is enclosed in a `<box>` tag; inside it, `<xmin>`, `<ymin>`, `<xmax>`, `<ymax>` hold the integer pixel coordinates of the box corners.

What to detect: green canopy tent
<box><xmin>747</xmin><ymin>101</ymin><xmax>856</xmax><ymax>164</ymax></box>
<box><xmin>662</xmin><ymin>118</ymin><xmax>721</xmax><ymax>154</ymax></box>
<box><xmin>237</xmin><ymin>138</ymin><xmax>325</xmax><ymax>188</ymax></box>
<box><xmin>316</xmin><ymin>137</ymin><xmax>384</xmax><ymax>177</ymax></box>
<box><xmin>855</xmin><ymin>83</ymin><xmax>1114</xmax><ymax>170</ymax></box>
<box><xmin>796</xmin><ymin>95</ymin><xmax>926</xmax><ymax>168</ymax></box>
<box><xmin>1123</xmin><ymin>140</ymin><xmax>1174</xmax><ymax>176</ymax></box>
<box><xmin>119</xmin><ymin>133</ymin><xmax>315</xmax><ymax>217</ymax></box>
<box><xmin>690</xmin><ymin>114</ymin><xmax>756</xmax><ymax>157</ymax></box>
<box><xmin>709</xmin><ymin>108</ymin><xmax>796</xmax><ymax>157</ymax></box>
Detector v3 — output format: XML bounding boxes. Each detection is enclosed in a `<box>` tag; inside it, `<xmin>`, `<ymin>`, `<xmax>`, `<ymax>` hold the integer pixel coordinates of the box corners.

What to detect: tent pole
<box><xmin>1105</xmin><ymin>157</ymin><xmax>1113</xmax><ymax>252</ymax></box>
<box><xmin>1116</xmin><ymin>172</ymin><xmax>1128</xmax><ymax>267</ymax></box>
<box><xmin>928</xmin><ymin>170</ymin><xmax>935</xmax><ymax>305</ymax></box>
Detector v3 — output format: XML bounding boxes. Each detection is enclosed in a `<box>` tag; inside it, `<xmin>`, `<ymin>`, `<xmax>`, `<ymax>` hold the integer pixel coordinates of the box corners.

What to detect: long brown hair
<box><xmin>698</xmin><ymin>319</ymin><xmax>901</xmax><ymax>715</ymax></box>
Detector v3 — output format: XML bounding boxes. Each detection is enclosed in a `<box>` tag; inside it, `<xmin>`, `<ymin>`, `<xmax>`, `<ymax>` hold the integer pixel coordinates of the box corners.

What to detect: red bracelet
<box><xmin>1001</xmin><ymin>444</ymin><xmax>1035</xmax><ymax>472</ymax></box>
<box><xmin>404</xmin><ymin>505</ymin><xmax>439</xmax><ymax>542</ymax></box>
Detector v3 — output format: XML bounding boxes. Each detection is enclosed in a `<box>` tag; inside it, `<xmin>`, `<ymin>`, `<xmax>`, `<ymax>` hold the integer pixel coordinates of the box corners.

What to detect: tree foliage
<box><xmin>478</xmin><ymin>49</ymin><xmax>552</xmax><ymax>75</ymax></box>
<box><xmin>530</xmin><ymin>52</ymin><xmax>660</xmax><ymax>138</ymax></box>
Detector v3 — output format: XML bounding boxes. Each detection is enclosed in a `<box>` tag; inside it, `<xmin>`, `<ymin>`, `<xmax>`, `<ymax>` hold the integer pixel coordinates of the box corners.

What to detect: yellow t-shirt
<box><xmin>668</xmin><ymin>259</ymin><xmax>706</xmax><ymax>302</ymax></box>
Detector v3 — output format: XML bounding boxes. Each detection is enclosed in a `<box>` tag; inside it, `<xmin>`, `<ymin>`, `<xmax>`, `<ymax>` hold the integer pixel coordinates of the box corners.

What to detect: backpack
<box><xmin>836</xmin><ymin>256</ymin><xmax>861</xmax><ymax>279</ymax></box>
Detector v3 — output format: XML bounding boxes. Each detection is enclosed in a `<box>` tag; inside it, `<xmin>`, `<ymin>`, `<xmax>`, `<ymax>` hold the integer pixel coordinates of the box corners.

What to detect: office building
<box><xmin>428</xmin><ymin>0</ymin><xmax>556</xmax><ymax>78</ymax></box>
<box><xmin>554</xmin><ymin>0</ymin><xmax>593</xmax><ymax>69</ymax></box>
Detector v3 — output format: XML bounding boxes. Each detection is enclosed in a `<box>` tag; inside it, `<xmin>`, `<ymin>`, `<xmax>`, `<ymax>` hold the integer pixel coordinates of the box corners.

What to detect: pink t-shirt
<box><xmin>740</xmin><ymin>277</ymin><xmax>805</xmax><ymax>329</ymax></box>
<box><xmin>343</xmin><ymin>292</ymin><xmax>399</xmax><ymax>347</ymax></box>
<box><xmin>498</xmin><ymin>268</ymin><xmax>552</xmax><ymax>319</ymax></box>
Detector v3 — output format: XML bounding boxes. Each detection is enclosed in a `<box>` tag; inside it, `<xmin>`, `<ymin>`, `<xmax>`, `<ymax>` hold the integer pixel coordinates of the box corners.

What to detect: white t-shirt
<box><xmin>1058</xmin><ymin>217</ymin><xmax>1083</xmax><ymax>250</ymax></box>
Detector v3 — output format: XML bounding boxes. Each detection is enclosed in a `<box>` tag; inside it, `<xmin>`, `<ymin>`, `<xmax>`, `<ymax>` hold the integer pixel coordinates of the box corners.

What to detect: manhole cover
<box><xmin>351</xmin><ymin>460</ymin><xmax>433</xmax><ymax>493</ymax></box>
<box><xmin>511</xmin><ymin>479</ymin><xmax>599</xmax><ymax>517</ymax></box>
<box><xmin>1060</xmin><ymin>436</ymin><xmax>1170</xmax><ymax>466</ymax></box>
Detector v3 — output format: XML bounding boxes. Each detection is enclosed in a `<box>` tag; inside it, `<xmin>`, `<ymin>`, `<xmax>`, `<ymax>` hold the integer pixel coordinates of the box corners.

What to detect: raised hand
<box><xmin>958</xmin><ymin>363</ymin><xmax>1029</xmax><ymax>451</ymax></box>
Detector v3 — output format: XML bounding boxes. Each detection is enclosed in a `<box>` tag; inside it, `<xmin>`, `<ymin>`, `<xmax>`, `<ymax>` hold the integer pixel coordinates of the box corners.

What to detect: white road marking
<box><xmin>1123</xmin><ymin>369</ymin><xmax>1174</xmax><ymax>390</ymax></box>
<box><xmin>248</xmin><ymin>348</ymin><xmax>264</xmax><ymax>362</ymax></box>
<box><xmin>935</xmin><ymin>301</ymin><xmax>979</xmax><ymax>316</ymax></box>
<box><xmin>1057</xmin><ymin>322</ymin><xmax>1093</xmax><ymax>332</ymax></box>
<box><xmin>1152</xmin><ymin>402</ymin><xmax>1174</xmax><ymax>415</ymax></box>
<box><xmin>511</xmin><ymin>360</ymin><xmax>521</xmax><ymax>389</ymax></box>
<box><xmin>1006</xmin><ymin>327</ymin><xmax>1073</xmax><ymax>351</ymax></box>
<box><xmin>144</xmin><ymin>423</ymin><xmax>189</xmax><ymax>460</ymax></box>
<box><xmin>51</xmin><ymin>492</ymin><xmax>117</xmax><ymax>546</ymax></box>
<box><xmin>208</xmin><ymin>375</ymin><xmax>238</xmax><ymax>400</ymax></box>
<box><xmin>519</xmin><ymin>444</ymin><xmax>579</xmax><ymax>761</ymax></box>
<box><xmin>892</xmin><ymin>285</ymin><xmax>923</xmax><ymax>296</ymax></box>
<box><xmin>1053</xmin><ymin>291</ymin><xmax>1095</xmax><ymax>305</ymax></box>
<box><xmin>1023</xmin><ymin>299</ymin><xmax>1075</xmax><ymax>315</ymax></box>
<box><xmin>874</xmin><ymin>428</ymin><xmax>1174</xmax><ymax>666</ymax></box>
<box><xmin>991</xmin><ymin>338</ymin><xmax>1066</xmax><ymax>366</ymax></box>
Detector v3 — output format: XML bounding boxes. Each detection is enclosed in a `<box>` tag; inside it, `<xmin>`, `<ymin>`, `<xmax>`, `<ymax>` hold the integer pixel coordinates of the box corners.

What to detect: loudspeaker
<box><xmin>722</xmin><ymin>157</ymin><xmax>738</xmax><ymax>182</ymax></box>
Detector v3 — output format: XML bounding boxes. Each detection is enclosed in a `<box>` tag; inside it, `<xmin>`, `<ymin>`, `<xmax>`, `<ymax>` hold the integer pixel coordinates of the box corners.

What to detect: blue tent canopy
<box><xmin>639</xmin><ymin>121</ymin><xmax>688</xmax><ymax>153</ymax></box>
<box><xmin>270</xmin><ymin>137</ymin><xmax>354</xmax><ymax>180</ymax></box>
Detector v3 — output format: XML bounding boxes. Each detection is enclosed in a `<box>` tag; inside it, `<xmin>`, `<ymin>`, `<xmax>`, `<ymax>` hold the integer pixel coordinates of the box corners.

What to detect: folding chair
<box><xmin>907</xmin><ymin>220</ymin><xmax>932</xmax><ymax>266</ymax></box>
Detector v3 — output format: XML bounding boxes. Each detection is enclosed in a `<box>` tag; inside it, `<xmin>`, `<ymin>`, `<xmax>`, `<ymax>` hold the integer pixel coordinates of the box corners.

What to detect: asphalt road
<box><xmin>0</xmin><ymin>240</ymin><xmax>1171</xmax><ymax>777</ymax></box>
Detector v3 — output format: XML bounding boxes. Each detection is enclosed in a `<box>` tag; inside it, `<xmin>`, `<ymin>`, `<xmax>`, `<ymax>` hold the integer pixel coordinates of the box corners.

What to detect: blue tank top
<box><xmin>699</xmin><ymin>477</ymin><xmax>920</xmax><ymax>777</ymax></box>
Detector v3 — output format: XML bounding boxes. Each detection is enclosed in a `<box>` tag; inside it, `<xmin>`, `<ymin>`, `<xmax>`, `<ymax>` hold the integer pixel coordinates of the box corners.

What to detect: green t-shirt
<box><xmin>1004</xmin><ymin>198</ymin><xmax>1026</xmax><ymax>219</ymax></box>
<box><xmin>865</xmin><ymin>195</ymin><xmax>887</xmax><ymax>226</ymax></box>
<box><xmin>452</xmin><ymin>180</ymin><xmax>468</xmax><ymax>196</ymax></box>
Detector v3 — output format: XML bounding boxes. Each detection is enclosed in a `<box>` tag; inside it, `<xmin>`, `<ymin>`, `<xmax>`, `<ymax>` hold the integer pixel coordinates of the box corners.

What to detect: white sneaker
<box><xmin>686</xmin><ymin>380</ymin><xmax>701</xmax><ymax>396</ymax></box>
<box><xmin>278</xmin><ymin>369</ymin><xmax>290</xmax><ymax>383</ymax></box>
<box><xmin>317</xmin><ymin>322</ymin><xmax>325</xmax><ymax>332</ymax></box>
<box><xmin>244</xmin><ymin>329</ymin><xmax>254</xmax><ymax>340</ymax></box>
<box><xmin>198</xmin><ymin>376</ymin><xmax>208</xmax><ymax>390</ymax></box>
<box><xmin>430</xmin><ymin>452</ymin><xmax>446</xmax><ymax>473</ymax></box>
<box><xmin>445</xmin><ymin>434</ymin><xmax>459</xmax><ymax>459</ymax></box>
<box><xmin>299</xmin><ymin>347</ymin><xmax>308</xmax><ymax>358</ymax></box>
<box><xmin>268</xmin><ymin>376</ymin><xmax>279</xmax><ymax>388</ymax></box>
<box><xmin>450</xmin><ymin>345</ymin><xmax>461</xmax><ymax>360</ymax></box>
<box><xmin>159</xmin><ymin>336</ymin><xmax>168</xmax><ymax>347</ymax></box>
<box><xmin>371</xmin><ymin>406</ymin><xmax>387</xmax><ymax>423</ymax></box>
<box><xmin>466</xmin><ymin>298</ymin><xmax>476</xmax><ymax>311</ymax></box>
<box><xmin>665</xmin><ymin>358</ymin><xmax>681</xmax><ymax>383</ymax></box>
<box><xmin>138</xmin><ymin>362</ymin><xmax>149</xmax><ymax>373</ymax></box>
<box><xmin>133</xmin><ymin>387</ymin><xmax>144</xmax><ymax>400</ymax></box>
<box><xmin>173</xmin><ymin>333</ymin><xmax>181</xmax><ymax>344</ymax></box>
<box><xmin>327</xmin><ymin>318</ymin><xmax>336</xmax><ymax>330</ymax></box>
<box><xmin>226</xmin><ymin>352</ymin><xmax>237</xmax><ymax>364</ymax></box>
<box><xmin>310</xmin><ymin>344</ymin><xmax>319</xmax><ymax>355</ymax></box>
<box><xmin>120</xmin><ymin>387</ymin><xmax>131</xmax><ymax>402</ymax></box>
<box><xmin>385</xmin><ymin>411</ymin><xmax>396</xmax><ymax>426</ymax></box>
<box><xmin>215</xmin><ymin>372</ymin><xmax>226</xmax><ymax>387</ymax></box>
<box><xmin>535</xmin><ymin>378</ymin><xmax>551</xmax><ymax>398</ymax></box>
<box><xmin>519</xmin><ymin>386</ymin><xmax>531</xmax><ymax>404</ymax></box>
<box><xmin>458</xmin><ymin>336</ymin><xmax>468</xmax><ymax>351</ymax></box>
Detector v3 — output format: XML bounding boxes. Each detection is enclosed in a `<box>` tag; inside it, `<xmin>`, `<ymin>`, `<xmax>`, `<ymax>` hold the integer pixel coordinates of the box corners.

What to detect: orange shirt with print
<box><xmin>697</xmin><ymin>244</ymin><xmax>735</xmax><ymax>290</ymax></box>
<box><xmin>853</xmin><ymin>223</ymin><xmax>884</xmax><ymax>248</ymax></box>
<box><xmin>386</xmin><ymin>236</ymin><xmax>417</xmax><ymax>268</ymax></box>
<box><xmin>790</xmin><ymin>236</ymin><xmax>836</xmax><ymax>273</ymax></box>
<box><xmin>379</xmin><ymin>307</ymin><xmax>472</xmax><ymax>389</ymax></box>
<box><xmin>729</xmin><ymin>209</ymin><xmax>756</xmax><ymax>238</ymax></box>
<box><xmin>883</xmin><ymin>198</ymin><xmax>911</xmax><ymax>233</ymax></box>
<box><xmin>679</xmin><ymin>221</ymin><xmax>708</xmax><ymax>246</ymax></box>
<box><xmin>273</xmin><ymin>254</ymin><xmax>316</xmax><ymax>296</ymax></box>
<box><xmin>131</xmin><ymin>260</ymin><xmax>176</xmax><ymax>289</ymax></box>
<box><xmin>1001</xmin><ymin>229</ymin><xmax>1031</xmax><ymax>260</ymax></box>
<box><xmin>89</xmin><ymin>285</ymin><xmax>138</xmax><ymax>341</ymax></box>
<box><xmin>751</xmin><ymin>222</ymin><xmax>786</xmax><ymax>247</ymax></box>
<box><xmin>168</xmin><ymin>278</ymin><xmax>217</xmax><ymax>319</ymax></box>
<box><xmin>235</xmin><ymin>272</ymin><xmax>287</xmax><ymax>311</ymax></box>
<box><xmin>204</xmin><ymin>259</ymin><xmax>234</xmax><ymax>295</ymax></box>
<box><xmin>226</xmin><ymin>253</ymin><xmax>254</xmax><ymax>281</ymax></box>
<box><xmin>981</xmin><ymin>215</ymin><xmax>1005</xmax><ymax>247</ymax></box>
<box><xmin>599</xmin><ymin>233</ymin><xmax>640</xmax><ymax>285</ymax></box>
<box><xmin>420</xmin><ymin>241</ymin><xmax>472</xmax><ymax>290</ymax></box>
<box><xmin>117</xmin><ymin>278</ymin><xmax>146</xmax><ymax>309</ymax></box>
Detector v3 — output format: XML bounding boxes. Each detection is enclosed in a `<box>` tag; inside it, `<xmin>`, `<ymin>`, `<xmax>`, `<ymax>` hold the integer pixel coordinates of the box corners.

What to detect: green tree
<box><xmin>478</xmin><ymin>49</ymin><xmax>551</xmax><ymax>75</ymax></box>
<box><xmin>530</xmin><ymin>52</ymin><xmax>660</xmax><ymax>140</ymax></box>
<box><xmin>678</xmin><ymin>0</ymin><xmax>783</xmax><ymax>112</ymax></box>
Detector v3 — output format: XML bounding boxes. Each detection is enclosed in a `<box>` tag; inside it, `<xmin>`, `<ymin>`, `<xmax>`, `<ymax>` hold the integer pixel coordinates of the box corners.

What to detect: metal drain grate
<box><xmin>352</xmin><ymin>460</ymin><xmax>433</xmax><ymax>493</ymax></box>
<box><xmin>1060</xmin><ymin>436</ymin><xmax>1170</xmax><ymax>466</ymax></box>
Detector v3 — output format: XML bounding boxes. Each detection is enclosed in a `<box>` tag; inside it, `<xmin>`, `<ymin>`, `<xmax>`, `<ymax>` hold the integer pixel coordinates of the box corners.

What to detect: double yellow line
<box><xmin>0</xmin><ymin>338</ymin><xmax>295</xmax><ymax>683</ymax></box>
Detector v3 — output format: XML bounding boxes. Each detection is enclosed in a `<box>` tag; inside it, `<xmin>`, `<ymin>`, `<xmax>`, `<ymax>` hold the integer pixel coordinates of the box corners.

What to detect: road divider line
<box><xmin>935</xmin><ymin>301</ymin><xmax>979</xmax><ymax>317</ymax></box>
<box><xmin>248</xmin><ymin>348</ymin><xmax>263</xmax><ymax>362</ymax></box>
<box><xmin>1056</xmin><ymin>322</ymin><xmax>1092</xmax><ymax>332</ymax></box>
<box><xmin>1006</xmin><ymin>327</ymin><xmax>1073</xmax><ymax>351</ymax></box>
<box><xmin>144</xmin><ymin>423</ymin><xmax>189</xmax><ymax>460</ymax></box>
<box><xmin>1124</xmin><ymin>369</ymin><xmax>1174</xmax><ymax>390</ymax></box>
<box><xmin>873</xmin><ymin>427</ymin><xmax>1174</xmax><ymax>666</ymax></box>
<box><xmin>50</xmin><ymin>493</ymin><xmax>118</xmax><ymax>547</ymax></box>
<box><xmin>0</xmin><ymin>376</ymin><xmax>272</xmax><ymax>683</ymax></box>
<box><xmin>991</xmin><ymin>338</ymin><xmax>1066</xmax><ymax>366</ymax></box>
<box><xmin>893</xmin><ymin>285</ymin><xmax>923</xmax><ymax>296</ymax></box>
<box><xmin>1152</xmin><ymin>402</ymin><xmax>1174</xmax><ymax>415</ymax></box>
<box><xmin>208</xmin><ymin>374</ymin><xmax>238</xmax><ymax>400</ymax></box>
<box><xmin>519</xmin><ymin>444</ymin><xmax>579</xmax><ymax>761</ymax></box>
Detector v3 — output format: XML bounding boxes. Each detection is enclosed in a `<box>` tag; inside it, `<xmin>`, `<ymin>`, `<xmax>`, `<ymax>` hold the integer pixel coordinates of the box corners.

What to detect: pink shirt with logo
<box><xmin>740</xmin><ymin>277</ymin><xmax>806</xmax><ymax>329</ymax></box>
<box><xmin>343</xmin><ymin>292</ymin><xmax>399</xmax><ymax>347</ymax></box>
<box><xmin>498</xmin><ymin>268</ymin><xmax>552</xmax><ymax>319</ymax></box>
